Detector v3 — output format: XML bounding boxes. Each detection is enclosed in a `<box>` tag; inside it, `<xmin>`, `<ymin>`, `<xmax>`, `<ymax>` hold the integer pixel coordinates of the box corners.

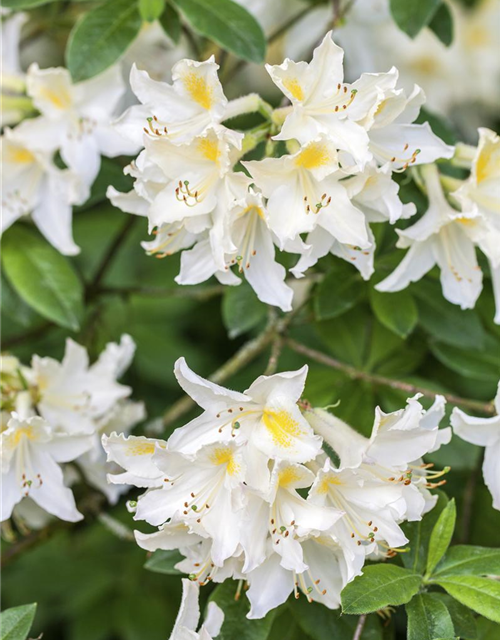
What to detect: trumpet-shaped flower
<box><xmin>376</xmin><ymin>163</ymin><xmax>491</xmax><ymax>310</ymax></box>
<box><xmin>102</xmin><ymin>431</ymin><xmax>167</xmax><ymax>489</ymax></box>
<box><xmin>168</xmin><ymin>359</ymin><xmax>322</xmax><ymax>474</ymax></box>
<box><xmin>1</xmin><ymin>124</ymin><xmax>80</xmax><ymax>255</ymax></box>
<box><xmin>1</xmin><ymin>413</ymin><xmax>92</xmax><ymax>522</ymax></box>
<box><xmin>168</xmin><ymin>578</ymin><xmax>224</xmax><ymax>640</ymax></box>
<box><xmin>244</xmin><ymin>136</ymin><xmax>369</xmax><ymax>248</ymax></box>
<box><xmin>115</xmin><ymin>57</ymin><xmax>227</xmax><ymax>147</ymax></box>
<box><xmin>451</xmin><ymin>382</ymin><xmax>500</xmax><ymax>510</ymax></box>
<box><xmin>24</xmin><ymin>64</ymin><xmax>136</xmax><ymax>202</ymax></box>
<box><xmin>1</xmin><ymin>11</ymin><xmax>29</xmax><ymax>126</ymax></box>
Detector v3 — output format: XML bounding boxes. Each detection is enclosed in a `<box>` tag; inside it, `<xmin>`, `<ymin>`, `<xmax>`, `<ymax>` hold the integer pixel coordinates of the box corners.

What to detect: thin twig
<box><xmin>264</xmin><ymin>335</ymin><xmax>283</xmax><ymax>376</ymax></box>
<box><xmin>286</xmin><ymin>339</ymin><xmax>496</xmax><ymax>415</ymax></box>
<box><xmin>353</xmin><ymin>614</ymin><xmax>367</xmax><ymax>640</ymax></box>
<box><xmin>87</xmin><ymin>216</ymin><xmax>138</xmax><ymax>298</ymax></box>
<box><xmin>162</xmin><ymin>314</ymin><xmax>290</xmax><ymax>428</ymax></box>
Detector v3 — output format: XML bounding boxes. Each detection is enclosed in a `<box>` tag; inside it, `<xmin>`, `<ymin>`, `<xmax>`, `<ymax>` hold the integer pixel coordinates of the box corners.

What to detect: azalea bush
<box><xmin>1</xmin><ymin>0</ymin><xmax>500</xmax><ymax>639</ymax></box>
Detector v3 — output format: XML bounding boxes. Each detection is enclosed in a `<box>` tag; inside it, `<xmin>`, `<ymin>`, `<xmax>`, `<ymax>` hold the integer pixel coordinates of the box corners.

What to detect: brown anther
<box><xmin>373</xmin><ymin>526</ymin><xmax>378</xmax><ymax>532</ymax></box>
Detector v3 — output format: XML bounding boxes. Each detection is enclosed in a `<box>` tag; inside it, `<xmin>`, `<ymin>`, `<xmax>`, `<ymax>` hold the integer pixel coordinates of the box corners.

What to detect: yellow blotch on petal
<box><xmin>40</xmin><ymin>87</ymin><xmax>72</xmax><ymax>110</ymax></box>
<box><xmin>126</xmin><ymin>441</ymin><xmax>156</xmax><ymax>456</ymax></box>
<box><xmin>243</xmin><ymin>205</ymin><xmax>265</xmax><ymax>220</ymax></box>
<box><xmin>455</xmin><ymin>217</ymin><xmax>477</xmax><ymax>227</ymax></box>
<box><xmin>295</xmin><ymin>143</ymin><xmax>331</xmax><ymax>170</ymax></box>
<box><xmin>278</xmin><ymin>466</ymin><xmax>301</xmax><ymax>488</ymax></box>
<box><xmin>282</xmin><ymin>78</ymin><xmax>304</xmax><ymax>102</ymax></box>
<box><xmin>476</xmin><ymin>141</ymin><xmax>500</xmax><ymax>184</ymax></box>
<box><xmin>198</xmin><ymin>138</ymin><xmax>220</xmax><ymax>164</ymax></box>
<box><xmin>316</xmin><ymin>475</ymin><xmax>343</xmax><ymax>494</ymax></box>
<box><xmin>183</xmin><ymin>72</ymin><xmax>213</xmax><ymax>110</ymax></box>
<box><xmin>11</xmin><ymin>427</ymin><xmax>35</xmax><ymax>447</ymax></box>
<box><xmin>211</xmin><ymin>447</ymin><xmax>240</xmax><ymax>476</ymax></box>
<box><xmin>8</xmin><ymin>147</ymin><xmax>35</xmax><ymax>165</ymax></box>
<box><xmin>262</xmin><ymin>410</ymin><xmax>302</xmax><ymax>449</ymax></box>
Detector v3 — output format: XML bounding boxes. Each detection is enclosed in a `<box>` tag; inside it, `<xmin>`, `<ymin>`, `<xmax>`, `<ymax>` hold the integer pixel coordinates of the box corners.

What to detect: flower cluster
<box><xmin>103</xmin><ymin>359</ymin><xmax>451</xmax><ymax>618</ymax></box>
<box><xmin>0</xmin><ymin>336</ymin><xmax>144</xmax><ymax>526</ymax></box>
<box><xmin>108</xmin><ymin>32</ymin><xmax>453</xmax><ymax>312</ymax></box>
<box><xmin>1</xmin><ymin>30</ymin><xmax>136</xmax><ymax>255</ymax></box>
<box><xmin>377</xmin><ymin>128</ymin><xmax>500</xmax><ymax>321</ymax></box>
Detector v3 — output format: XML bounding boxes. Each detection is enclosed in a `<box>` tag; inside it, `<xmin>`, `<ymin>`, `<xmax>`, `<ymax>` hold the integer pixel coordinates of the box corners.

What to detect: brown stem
<box><xmin>286</xmin><ymin>339</ymin><xmax>496</xmax><ymax>415</ymax></box>
<box><xmin>353</xmin><ymin>614</ymin><xmax>367</xmax><ymax>640</ymax></box>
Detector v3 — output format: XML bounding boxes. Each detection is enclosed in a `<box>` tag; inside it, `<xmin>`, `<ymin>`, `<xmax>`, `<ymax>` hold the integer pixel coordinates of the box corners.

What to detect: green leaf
<box><xmin>144</xmin><ymin>549</ymin><xmax>183</xmax><ymax>574</ymax></box>
<box><xmin>1</xmin><ymin>0</ymin><xmax>56</xmax><ymax>7</ymax></box>
<box><xmin>402</xmin><ymin>492</ymin><xmax>449</xmax><ymax>574</ymax></box>
<box><xmin>406</xmin><ymin>594</ymin><xmax>455</xmax><ymax>640</ymax></box>
<box><xmin>369</xmin><ymin>288</ymin><xmax>418</xmax><ymax>338</ymax></box>
<box><xmin>0</xmin><ymin>603</ymin><xmax>37</xmax><ymax>640</ymax></box>
<box><xmin>139</xmin><ymin>0</ymin><xmax>165</xmax><ymax>22</ymax></box>
<box><xmin>66</xmin><ymin>0</ymin><xmax>142</xmax><ymax>82</ymax></box>
<box><xmin>430</xmin><ymin>340</ymin><xmax>500</xmax><ymax>383</ymax></box>
<box><xmin>428</xmin><ymin>1</ymin><xmax>454</xmax><ymax>46</ymax></box>
<box><xmin>2</xmin><ymin>226</ymin><xmax>84</xmax><ymax>331</ymax></box>
<box><xmin>413</xmin><ymin>280</ymin><xmax>485</xmax><ymax>350</ymax></box>
<box><xmin>426</xmin><ymin>499</ymin><xmax>456</xmax><ymax>577</ymax></box>
<box><xmin>432</xmin><ymin>594</ymin><xmax>477</xmax><ymax>640</ymax></box>
<box><xmin>389</xmin><ymin>0</ymin><xmax>442</xmax><ymax>38</ymax></box>
<box><xmin>314</xmin><ymin>265</ymin><xmax>366</xmax><ymax>320</ymax></box>
<box><xmin>171</xmin><ymin>0</ymin><xmax>266</xmax><ymax>63</ymax></box>
<box><xmin>341</xmin><ymin>564</ymin><xmax>421</xmax><ymax>614</ymax></box>
<box><xmin>159</xmin><ymin>3</ymin><xmax>182</xmax><ymax>43</ymax></box>
<box><xmin>209</xmin><ymin>580</ymin><xmax>276</xmax><ymax>640</ymax></box>
<box><xmin>432</xmin><ymin>576</ymin><xmax>500</xmax><ymax>623</ymax></box>
<box><xmin>222</xmin><ymin>281</ymin><xmax>266</xmax><ymax>338</ymax></box>
<box><xmin>434</xmin><ymin>546</ymin><xmax>500</xmax><ymax>578</ymax></box>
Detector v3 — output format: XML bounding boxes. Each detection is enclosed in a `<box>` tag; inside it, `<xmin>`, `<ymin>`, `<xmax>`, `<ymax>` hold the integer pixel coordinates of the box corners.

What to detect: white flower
<box><xmin>115</xmin><ymin>57</ymin><xmax>228</xmax><ymax>147</ymax></box>
<box><xmin>103</xmin><ymin>431</ymin><xmax>167</xmax><ymax>488</ymax></box>
<box><xmin>1</xmin><ymin>413</ymin><xmax>92</xmax><ymax>522</ymax></box>
<box><xmin>1</xmin><ymin>124</ymin><xmax>80</xmax><ymax>255</ymax></box>
<box><xmin>24</xmin><ymin>64</ymin><xmax>136</xmax><ymax>203</ymax></box>
<box><xmin>169</xmin><ymin>578</ymin><xmax>224</xmax><ymax>640</ymax></box>
<box><xmin>31</xmin><ymin>335</ymin><xmax>136</xmax><ymax>435</ymax></box>
<box><xmin>1</xmin><ymin>11</ymin><xmax>29</xmax><ymax>126</ymax></box>
<box><xmin>134</xmin><ymin>442</ymin><xmax>246</xmax><ymax>567</ymax></box>
<box><xmin>243</xmin><ymin>136</ymin><xmax>370</xmax><ymax>248</ymax></box>
<box><xmin>451</xmin><ymin>382</ymin><xmax>500</xmax><ymax>510</ymax></box>
<box><xmin>376</xmin><ymin>163</ymin><xmax>490</xmax><ymax>310</ymax></box>
<box><xmin>168</xmin><ymin>358</ymin><xmax>322</xmax><ymax>475</ymax></box>
<box><xmin>292</xmin><ymin>162</ymin><xmax>415</xmax><ymax>280</ymax></box>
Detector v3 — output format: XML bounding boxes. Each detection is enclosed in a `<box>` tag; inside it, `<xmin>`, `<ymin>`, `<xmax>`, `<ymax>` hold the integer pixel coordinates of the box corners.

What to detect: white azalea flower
<box><xmin>1</xmin><ymin>124</ymin><xmax>80</xmax><ymax>255</ymax></box>
<box><xmin>31</xmin><ymin>335</ymin><xmax>136</xmax><ymax>435</ymax></box>
<box><xmin>115</xmin><ymin>57</ymin><xmax>228</xmax><ymax>147</ymax></box>
<box><xmin>292</xmin><ymin>162</ymin><xmax>415</xmax><ymax>280</ymax></box>
<box><xmin>24</xmin><ymin>64</ymin><xmax>136</xmax><ymax>202</ymax></box>
<box><xmin>168</xmin><ymin>358</ymin><xmax>322</xmax><ymax>475</ymax></box>
<box><xmin>102</xmin><ymin>431</ymin><xmax>167</xmax><ymax>489</ymax></box>
<box><xmin>168</xmin><ymin>578</ymin><xmax>224</xmax><ymax>640</ymax></box>
<box><xmin>1</xmin><ymin>413</ymin><xmax>92</xmax><ymax>522</ymax></box>
<box><xmin>376</xmin><ymin>163</ymin><xmax>491</xmax><ymax>310</ymax></box>
<box><xmin>1</xmin><ymin>11</ymin><xmax>29</xmax><ymax>126</ymax></box>
<box><xmin>451</xmin><ymin>382</ymin><xmax>500</xmax><ymax>510</ymax></box>
<box><xmin>134</xmin><ymin>442</ymin><xmax>246</xmax><ymax>566</ymax></box>
<box><xmin>243</xmin><ymin>136</ymin><xmax>369</xmax><ymax>248</ymax></box>
<box><xmin>246</xmin><ymin>536</ymin><xmax>349</xmax><ymax>619</ymax></box>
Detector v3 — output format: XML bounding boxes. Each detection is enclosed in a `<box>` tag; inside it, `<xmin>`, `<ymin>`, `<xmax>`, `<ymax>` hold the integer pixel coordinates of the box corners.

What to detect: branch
<box><xmin>162</xmin><ymin>314</ymin><xmax>291</xmax><ymax>428</ymax></box>
<box><xmin>286</xmin><ymin>339</ymin><xmax>496</xmax><ymax>415</ymax></box>
<box><xmin>353</xmin><ymin>614</ymin><xmax>367</xmax><ymax>640</ymax></box>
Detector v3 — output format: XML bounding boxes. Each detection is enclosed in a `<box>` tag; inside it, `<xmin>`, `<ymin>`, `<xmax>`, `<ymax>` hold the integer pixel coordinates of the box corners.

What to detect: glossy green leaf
<box><xmin>341</xmin><ymin>564</ymin><xmax>421</xmax><ymax>614</ymax></box>
<box><xmin>432</xmin><ymin>576</ymin><xmax>500</xmax><ymax>623</ymax></box>
<box><xmin>431</xmin><ymin>339</ymin><xmax>500</xmax><ymax>383</ymax></box>
<box><xmin>369</xmin><ymin>288</ymin><xmax>418</xmax><ymax>338</ymax></box>
<box><xmin>428</xmin><ymin>1</ymin><xmax>454</xmax><ymax>46</ymax></box>
<box><xmin>406</xmin><ymin>594</ymin><xmax>455</xmax><ymax>640</ymax></box>
<box><xmin>434</xmin><ymin>545</ymin><xmax>500</xmax><ymax>578</ymax></box>
<box><xmin>144</xmin><ymin>550</ymin><xmax>183</xmax><ymax>574</ymax></box>
<box><xmin>389</xmin><ymin>0</ymin><xmax>441</xmax><ymax>38</ymax></box>
<box><xmin>67</xmin><ymin>0</ymin><xmax>142</xmax><ymax>82</ymax></box>
<box><xmin>402</xmin><ymin>492</ymin><xmax>448</xmax><ymax>574</ymax></box>
<box><xmin>0</xmin><ymin>603</ymin><xmax>37</xmax><ymax>640</ymax></box>
<box><xmin>432</xmin><ymin>594</ymin><xmax>477</xmax><ymax>640</ymax></box>
<box><xmin>159</xmin><ymin>3</ymin><xmax>182</xmax><ymax>43</ymax></box>
<box><xmin>222</xmin><ymin>281</ymin><xmax>266</xmax><ymax>338</ymax></box>
<box><xmin>426</xmin><ymin>499</ymin><xmax>456</xmax><ymax>576</ymax></box>
<box><xmin>171</xmin><ymin>0</ymin><xmax>266</xmax><ymax>63</ymax></box>
<box><xmin>209</xmin><ymin>580</ymin><xmax>276</xmax><ymax>640</ymax></box>
<box><xmin>2</xmin><ymin>0</ymin><xmax>56</xmax><ymax>7</ymax></box>
<box><xmin>315</xmin><ymin>265</ymin><xmax>366</xmax><ymax>320</ymax></box>
<box><xmin>2</xmin><ymin>226</ymin><xmax>84</xmax><ymax>331</ymax></box>
<box><xmin>139</xmin><ymin>0</ymin><xmax>165</xmax><ymax>22</ymax></box>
